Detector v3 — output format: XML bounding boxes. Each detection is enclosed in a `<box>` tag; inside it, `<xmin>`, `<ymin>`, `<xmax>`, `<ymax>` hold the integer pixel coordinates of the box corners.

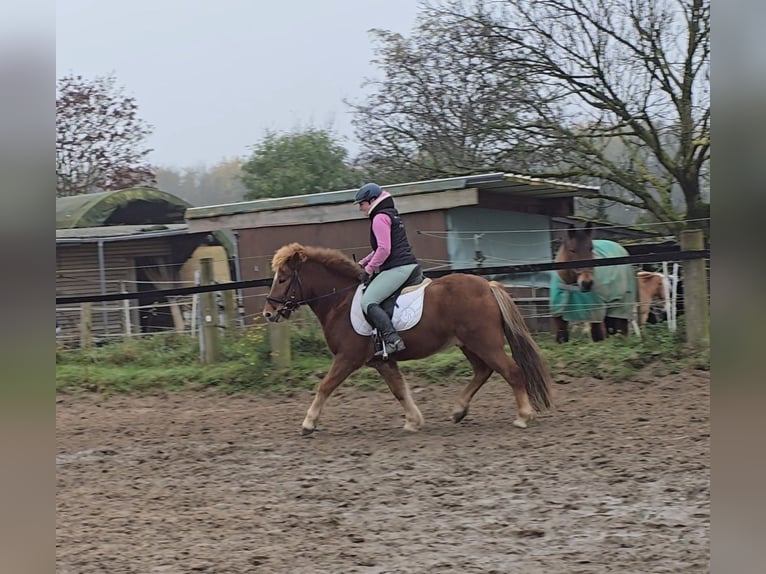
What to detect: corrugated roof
<box><xmin>56</xmin><ymin>187</ymin><xmax>191</xmax><ymax>229</ymax></box>
<box><xmin>185</xmin><ymin>172</ymin><xmax>600</xmax><ymax>220</ymax></box>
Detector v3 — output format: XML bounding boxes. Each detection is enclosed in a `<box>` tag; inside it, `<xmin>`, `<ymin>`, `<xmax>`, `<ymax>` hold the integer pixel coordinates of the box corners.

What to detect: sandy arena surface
<box><xmin>57</xmin><ymin>368</ymin><xmax>709</xmax><ymax>573</ymax></box>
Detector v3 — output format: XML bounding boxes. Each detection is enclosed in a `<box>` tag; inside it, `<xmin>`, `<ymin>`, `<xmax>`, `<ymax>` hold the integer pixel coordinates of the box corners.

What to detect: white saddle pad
<box><xmin>350</xmin><ymin>279</ymin><xmax>432</xmax><ymax>336</ymax></box>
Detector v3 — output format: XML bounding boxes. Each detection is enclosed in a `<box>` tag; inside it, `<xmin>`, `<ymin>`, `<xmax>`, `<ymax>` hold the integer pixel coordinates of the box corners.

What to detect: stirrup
<box><xmin>373</xmin><ymin>337</ymin><xmax>405</xmax><ymax>358</ymax></box>
<box><xmin>372</xmin><ymin>335</ymin><xmax>384</xmax><ymax>357</ymax></box>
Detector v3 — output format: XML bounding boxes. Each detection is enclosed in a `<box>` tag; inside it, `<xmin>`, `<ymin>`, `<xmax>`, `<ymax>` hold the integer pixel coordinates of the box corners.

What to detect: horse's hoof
<box><xmin>513</xmin><ymin>418</ymin><xmax>528</xmax><ymax>429</ymax></box>
<box><xmin>403</xmin><ymin>423</ymin><xmax>420</xmax><ymax>432</ymax></box>
<box><xmin>301</xmin><ymin>426</ymin><xmax>315</xmax><ymax>436</ymax></box>
<box><xmin>452</xmin><ymin>409</ymin><xmax>468</xmax><ymax>424</ymax></box>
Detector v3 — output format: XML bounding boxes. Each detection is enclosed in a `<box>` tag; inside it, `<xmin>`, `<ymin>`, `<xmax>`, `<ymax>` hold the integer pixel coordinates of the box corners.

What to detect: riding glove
<box><xmin>359</xmin><ymin>270</ymin><xmax>372</xmax><ymax>286</ymax></box>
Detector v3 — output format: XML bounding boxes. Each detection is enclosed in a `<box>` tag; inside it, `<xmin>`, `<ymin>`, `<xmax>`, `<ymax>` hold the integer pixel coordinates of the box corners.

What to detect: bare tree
<box><xmin>348</xmin><ymin>18</ymin><xmax>543</xmax><ymax>184</ymax></box>
<box><xmin>426</xmin><ymin>0</ymin><xmax>710</xmax><ymax>233</ymax></box>
<box><xmin>352</xmin><ymin>1</ymin><xmax>709</xmax><ymax>233</ymax></box>
<box><xmin>56</xmin><ymin>74</ymin><xmax>156</xmax><ymax>197</ymax></box>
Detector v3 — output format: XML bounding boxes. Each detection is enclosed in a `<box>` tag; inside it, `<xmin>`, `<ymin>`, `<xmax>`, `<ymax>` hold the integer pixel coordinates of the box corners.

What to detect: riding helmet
<box><xmin>354</xmin><ymin>182</ymin><xmax>383</xmax><ymax>204</ymax></box>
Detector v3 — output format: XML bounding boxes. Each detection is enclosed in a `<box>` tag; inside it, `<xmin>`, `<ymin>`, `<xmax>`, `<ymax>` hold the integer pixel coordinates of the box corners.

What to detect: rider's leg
<box><xmin>360</xmin><ymin>264</ymin><xmax>418</xmax><ymax>356</ymax></box>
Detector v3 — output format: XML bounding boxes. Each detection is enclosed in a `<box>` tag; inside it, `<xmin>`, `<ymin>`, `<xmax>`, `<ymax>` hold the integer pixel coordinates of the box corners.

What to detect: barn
<box><xmin>56</xmin><ymin>187</ymin><xmax>233</xmax><ymax>345</ymax></box>
<box><xmin>185</xmin><ymin>173</ymin><xmax>613</xmax><ymax>331</ymax></box>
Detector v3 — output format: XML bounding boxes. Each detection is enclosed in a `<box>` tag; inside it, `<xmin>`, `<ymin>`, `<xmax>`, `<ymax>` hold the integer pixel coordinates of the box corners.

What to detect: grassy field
<box><xmin>56</xmin><ymin>317</ymin><xmax>709</xmax><ymax>395</ymax></box>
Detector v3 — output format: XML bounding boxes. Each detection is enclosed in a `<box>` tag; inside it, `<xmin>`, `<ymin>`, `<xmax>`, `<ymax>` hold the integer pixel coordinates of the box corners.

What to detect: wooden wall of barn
<box><xmin>56</xmin><ymin>239</ymin><xmax>176</xmax><ymax>345</ymax></box>
<box><xmin>209</xmin><ymin>194</ymin><xmax>583</xmax><ymax>334</ymax></box>
<box><xmin>233</xmin><ymin>205</ymin><xmax>563</xmax><ymax>333</ymax></box>
<box><xmin>235</xmin><ymin>210</ymin><xmax>450</xmax><ymax>323</ymax></box>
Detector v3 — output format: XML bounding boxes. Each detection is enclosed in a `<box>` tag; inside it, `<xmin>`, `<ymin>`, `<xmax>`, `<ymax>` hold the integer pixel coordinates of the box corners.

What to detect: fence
<box><xmin>56</xmin><ymin>230</ymin><xmax>710</xmax><ymax>363</ymax></box>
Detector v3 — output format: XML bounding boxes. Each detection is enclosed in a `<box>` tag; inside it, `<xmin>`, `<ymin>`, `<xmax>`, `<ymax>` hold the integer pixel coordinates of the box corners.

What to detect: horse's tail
<box><xmin>489</xmin><ymin>281</ymin><xmax>553</xmax><ymax>411</ymax></box>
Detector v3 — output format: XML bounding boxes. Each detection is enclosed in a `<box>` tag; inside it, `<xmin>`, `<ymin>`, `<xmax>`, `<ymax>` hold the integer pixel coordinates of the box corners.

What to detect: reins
<box><xmin>266</xmin><ymin>269</ymin><xmax>358</xmax><ymax>318</ymax></box>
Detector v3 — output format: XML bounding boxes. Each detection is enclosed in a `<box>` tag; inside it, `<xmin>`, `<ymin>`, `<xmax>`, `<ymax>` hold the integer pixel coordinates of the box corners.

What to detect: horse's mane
<box><xmin>271</xmin><ymin>243</ymin><xmax>361</xmax><ymax>280</ymax></box>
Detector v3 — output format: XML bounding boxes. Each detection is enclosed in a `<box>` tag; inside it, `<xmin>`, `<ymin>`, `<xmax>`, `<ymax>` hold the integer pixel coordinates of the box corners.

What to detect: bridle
<box><xmin>265</xmin><ymin>269</ymin><xmax>304</xmax><ymax>319</ymax></box>
<box><xmin>265</xmin><ymin>268</ymin><xmax>357</xmax><ymax>319</ymax></box>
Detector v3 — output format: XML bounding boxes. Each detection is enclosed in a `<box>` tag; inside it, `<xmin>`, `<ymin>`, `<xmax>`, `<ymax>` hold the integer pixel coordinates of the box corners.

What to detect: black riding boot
<box><xmin>365</xmin><ymin>303</ymin><xmax>406</xmax><ymax>357</ymax></box>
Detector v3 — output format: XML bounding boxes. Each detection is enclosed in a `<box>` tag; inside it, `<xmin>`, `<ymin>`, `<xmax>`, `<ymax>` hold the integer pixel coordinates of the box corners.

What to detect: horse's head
<box><xmin>262</xmin><ymin>243</ymin><xmax>308</xmax><ymax>322</ymax></box>
<box><xmin>262</xmin><ymin>243</ymin><xmax>361</xmax><ymax>322</ymax></box>
<box><xmin>557</xmin><ymin>222</ymin><xmax>595</xmax><ymax>292</ymax></box>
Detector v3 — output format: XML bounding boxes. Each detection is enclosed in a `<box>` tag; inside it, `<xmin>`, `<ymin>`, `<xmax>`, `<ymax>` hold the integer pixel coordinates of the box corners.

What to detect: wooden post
<box><xmin>222</xmin><ymin>288</ymin><xmax>237</xmax><ymax>332</ymax></box>
<box><xmin>199</xmin><ymin>258</ymin><xmax>220</xmax><ymax>363</ymax></box>
<box><xmin>80</xmin><ymin>303</ymin><xmax>92</xmax><ymax>349</ymax></box>
<box><xmin>121</xmin><ymin>282</ymin><xmax>132</xmax><ymax>337</ymax></box>
<box><xmin>680</xmin><ymin>229</ymin><xmax>710</xmax><ymax>348</ymax></box>
<box><xmin>168</xmin><ymin>298</ymin><xmax>186</xmax><ymax>333</ymax></box>
<box><xmin>190</xmin><ymin>270</ymin><xmax>199</xmax><ymax>335</ymax></box>
<box><xmin>269</xmin><ymin>322</ymin><xmax>291</xmax><ymax>370</ymax></box>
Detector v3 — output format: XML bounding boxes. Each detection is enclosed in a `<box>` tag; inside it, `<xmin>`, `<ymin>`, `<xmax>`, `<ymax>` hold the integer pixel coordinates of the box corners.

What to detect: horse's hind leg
<box><xmin>302</xmin><ymin>357</ymin><xmax>360</xmax><ymax>435</ymax></box>
<box><xmin>469</xmin><ymin>346</ymin><xmax>535</xmax><ymax>429</ymax></box>
<box><xmin>373</xmin><ymin>360</ymin><xmax>424</xmax><ymax>431</ymax></box>
<box><xmin>452</xmin><ymin>347</ymin><xmax>493</xmax><ymax>424</ymax></box>
<box><xmin>605</xmin><ymin>316</ymin><xmax>629</xmax><ymax>336</ymax></box>
<box><xmin>553</xmin><ymin>316</ymin><xmax>569</xmax><ymax>343</ymax></box>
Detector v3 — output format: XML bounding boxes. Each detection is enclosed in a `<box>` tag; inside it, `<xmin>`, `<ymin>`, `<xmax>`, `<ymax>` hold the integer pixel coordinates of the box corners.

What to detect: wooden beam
<box><xmin>186</xmin><ymin>189</ymin><xmax>479</xmax><ymax>232</ymax></box>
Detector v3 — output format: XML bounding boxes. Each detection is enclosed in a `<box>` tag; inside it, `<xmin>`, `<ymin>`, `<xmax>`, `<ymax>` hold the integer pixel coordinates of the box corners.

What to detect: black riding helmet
<box><xmin>354</xmin><ymin>182</ymin><xmax>383</xmax><ymax>204</ymax></box>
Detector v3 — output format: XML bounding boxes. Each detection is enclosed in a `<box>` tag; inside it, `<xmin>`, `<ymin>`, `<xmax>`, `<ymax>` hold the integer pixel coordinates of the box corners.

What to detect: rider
<box><xmin>354</xmin><ymin>182</ymin><xmax>420</xmax><ymax>357</ymax></box>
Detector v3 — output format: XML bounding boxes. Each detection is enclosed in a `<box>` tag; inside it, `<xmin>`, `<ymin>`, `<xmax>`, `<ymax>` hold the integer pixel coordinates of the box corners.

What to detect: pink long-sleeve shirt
<box><xmin>358</xmin><ymin>209</ymin><xmax>393</xmax><ymax>274</ymax></box>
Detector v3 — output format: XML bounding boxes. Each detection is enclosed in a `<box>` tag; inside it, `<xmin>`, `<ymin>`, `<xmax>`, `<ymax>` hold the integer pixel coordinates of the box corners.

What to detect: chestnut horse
<box><xmin>550</xmin><ymin>222</ymin><xmax>637</xmax><ymax>342</ymax></box>
<box><xmin>262</xmin><ymin>243</ymin><xmax>553</xmax><ymax>435</ymax></box>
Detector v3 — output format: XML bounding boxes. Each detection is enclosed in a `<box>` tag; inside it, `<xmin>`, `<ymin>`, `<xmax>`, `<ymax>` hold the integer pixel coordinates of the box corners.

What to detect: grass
<box><xmin>56</xmin><ymin>318</ymin><xmax>709</xmax><ymax>396</ymax></box>
<box><xmin>534</xmin><ymin>322</ymin><xmax>710</xmax><ymax>382</ymax></box>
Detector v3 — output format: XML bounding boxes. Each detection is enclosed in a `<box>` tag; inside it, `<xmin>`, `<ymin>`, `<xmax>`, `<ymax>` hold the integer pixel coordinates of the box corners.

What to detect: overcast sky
<box><xmin>56</xmin><ymin>0</ymin><xmax>421</xmax><ymax>169</ymax></box>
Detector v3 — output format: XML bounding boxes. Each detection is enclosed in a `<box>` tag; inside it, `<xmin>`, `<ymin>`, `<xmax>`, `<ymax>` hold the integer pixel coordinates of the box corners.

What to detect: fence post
<box><xmin>199</xmin><ymin>258</ymin><xmax>220</xmax><ymax>363</ymax></box>
<box><xmin>680</xmin><ymin>229</ymin><xmax>710</xmax><ymax>348</ymax></box>
<box><xmin>269</xmin><ymin>322</ymin><xmax>291</xmax><ymax>369</ymax></box>
<box><xmin>80</xmin><ymin>303</ymin><xmax>92</xmax><ymax>349</ymax></box>
<box><xmin>222</xmin><ymin>289</ymin><xmax>237</xmax><ymax>332</ymax></box>
<box><xmin>191</xmin><ymin>270</ymin><xmax>200</xmax><ymax>335</ymax></box>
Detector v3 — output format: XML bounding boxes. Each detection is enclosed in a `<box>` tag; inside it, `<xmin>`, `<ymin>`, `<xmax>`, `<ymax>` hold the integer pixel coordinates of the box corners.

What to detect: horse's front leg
<box><xmin>590</xmin><ymin>321</ymin><xmax>606</xmax><ymax>342</ymax></box>
<box><xmin>553</xmin><ymin>316</ymin><xmax>569</xmax><ymax>343</ymax></box>
<box><xmin>373</xmin><ymin>360</ymin><xmax>424</xmax><ymax>431</ymax></box>
<box><xmin>301</xmin><ymin>357</ymin><xmax>360</xmax><ymax>435</ymax></box>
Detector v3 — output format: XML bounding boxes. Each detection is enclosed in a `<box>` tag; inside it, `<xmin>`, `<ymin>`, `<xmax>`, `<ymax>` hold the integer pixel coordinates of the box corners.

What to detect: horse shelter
<box><xmin>56</xmin><ymin>188</ymin><xmax>234</xmax><ymax>346</ymax></box>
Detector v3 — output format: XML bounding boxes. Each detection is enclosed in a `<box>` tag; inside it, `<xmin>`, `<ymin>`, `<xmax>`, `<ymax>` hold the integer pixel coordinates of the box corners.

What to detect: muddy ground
<box><xmin>57</xmin><ymin>368</ymin><xmax>709</xmax><ymax>573</ymax></box>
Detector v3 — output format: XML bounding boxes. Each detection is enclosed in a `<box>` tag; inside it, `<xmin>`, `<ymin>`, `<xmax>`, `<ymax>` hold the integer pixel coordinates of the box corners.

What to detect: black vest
<box><xmin>369</xmin><ymin>198</ymin><xmax>417</xmax><ymax>271</ymax></box>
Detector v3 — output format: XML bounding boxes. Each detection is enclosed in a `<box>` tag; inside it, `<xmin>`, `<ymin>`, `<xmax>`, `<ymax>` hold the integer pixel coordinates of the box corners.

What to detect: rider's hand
<box><xmin>359</xmin><ymin>270</ymin><xmax>372</xmax><ymax>286</ymax></box>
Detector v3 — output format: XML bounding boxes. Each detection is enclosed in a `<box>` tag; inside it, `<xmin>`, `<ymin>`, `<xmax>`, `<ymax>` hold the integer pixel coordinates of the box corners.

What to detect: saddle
<box><xmin>350</xmin><ymin>266</ymin><xmax>431</xmax><ymax>337</ymax></box>
<box><xmin>379</xmin><ymin>265</ymin><xmax>425</xmax><ymax>318</ymax></box>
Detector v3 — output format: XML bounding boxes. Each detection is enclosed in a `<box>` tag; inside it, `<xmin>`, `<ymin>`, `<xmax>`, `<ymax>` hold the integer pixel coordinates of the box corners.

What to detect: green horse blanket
<box><xmin>549</xmin><ymin>240</ymin><xmax>637</xmax><ymax>322</ymax></box>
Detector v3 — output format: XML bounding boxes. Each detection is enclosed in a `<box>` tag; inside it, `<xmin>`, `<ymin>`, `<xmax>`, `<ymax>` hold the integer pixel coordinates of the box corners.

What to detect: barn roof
<box><xmin>55</xmin><ymin>223</ymin><xmax>190</xmax><ymax>243</ymax></box>
<box><xmin>184</xmin><ymin>172</ymin><xmax>599</xmax><ymax>221</ymax></box>
<box><xmin>56</xmin><ymin>187</ymin><xmax>191</xmax><ymax>229</ymax></box>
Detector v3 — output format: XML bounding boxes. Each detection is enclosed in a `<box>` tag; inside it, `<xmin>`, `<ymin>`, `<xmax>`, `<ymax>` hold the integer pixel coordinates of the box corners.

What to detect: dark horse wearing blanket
<box><xmin>551</xmin><ymin>222</ymin><xmax>637</xmax><ymax>342</ymax></box>
<box><xmin>262</xmin><ymin>243</ymin><xmax>553</xmax><ymax>435</ymax></box>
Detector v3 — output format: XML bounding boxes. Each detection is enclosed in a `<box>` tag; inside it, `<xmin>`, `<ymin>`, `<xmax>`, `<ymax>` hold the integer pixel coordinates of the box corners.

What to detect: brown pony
<box><xmin>262</xmin><ymin>243</ymin><xmax>553</xmax><ymax>435</ymax></box>
<box><xmin>637</xmin><ymin>271</ymin><xmax>669</xmax><ymax>325</ymax></box>
<box><xmin>551</xmin><ymin>222</ymin><xmax>637</xmax><ymax>343</ymax></box>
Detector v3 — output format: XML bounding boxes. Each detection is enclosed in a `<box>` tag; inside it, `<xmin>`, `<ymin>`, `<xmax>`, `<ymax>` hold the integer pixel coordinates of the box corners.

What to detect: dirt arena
<box><xmin>57</xmin><ymin>368</ymin><xmax>709</xmax><ymax>573</ymax></box>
